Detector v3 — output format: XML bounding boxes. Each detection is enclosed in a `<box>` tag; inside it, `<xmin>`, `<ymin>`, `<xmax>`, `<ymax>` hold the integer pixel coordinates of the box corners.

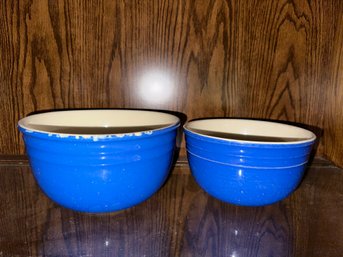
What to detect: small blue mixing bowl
<box><xmin>184</xmin><ymin>119</ymin><xmax>316</xmax><ymax>206</ymax></box>
<box><xmin>18</xmin><ymin>110</ymin><xmax>180</xmax><ymax>213</ymax></box>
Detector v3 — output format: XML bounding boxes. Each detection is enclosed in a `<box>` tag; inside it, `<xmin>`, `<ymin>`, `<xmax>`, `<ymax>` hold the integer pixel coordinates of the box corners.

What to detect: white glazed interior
<box><xmin>18</xmin><ymin>110</ymin><xmax>180</xmax><ymax>136</ymax></box>
<box><xmin>184</xmin><ymin>119</ymin><xmax>316</xmax><ymax>144</ymax></box>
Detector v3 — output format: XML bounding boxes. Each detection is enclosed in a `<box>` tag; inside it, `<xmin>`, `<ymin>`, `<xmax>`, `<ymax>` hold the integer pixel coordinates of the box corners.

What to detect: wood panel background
<box><xmin>0</xmin><ymin>0</ymin><xmax>342</xmax><ymax>166</ymax></box>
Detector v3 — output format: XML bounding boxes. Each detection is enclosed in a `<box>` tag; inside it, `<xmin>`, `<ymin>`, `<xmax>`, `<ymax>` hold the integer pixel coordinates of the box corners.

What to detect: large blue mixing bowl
<box><xmin>18</xmin><ymin>110</ymin><xmax>180</xmax><ymax>213</ymax></box>
<box><xmin>184</xmin><ymin>119</ymin><xmax>316</xmax><ymax>206</ymax></box>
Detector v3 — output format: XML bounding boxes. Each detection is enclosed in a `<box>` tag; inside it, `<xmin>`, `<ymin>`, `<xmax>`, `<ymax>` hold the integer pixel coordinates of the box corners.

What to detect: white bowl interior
<box><xmin>19</xmin><ymin>110</ymin><xmax>180</xmax><ymax>135</ymax></box>
<box><xmin>185</xmin><ymin>119</ymin><xmax>316</xmax><ymax>144</ymax></box>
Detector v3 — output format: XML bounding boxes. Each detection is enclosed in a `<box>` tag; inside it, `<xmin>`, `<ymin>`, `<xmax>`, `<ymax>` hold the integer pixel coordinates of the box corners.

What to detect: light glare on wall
<box><xmin>138</xmin><ymin>69</ymin><xmax>174</xmax><ymax>105</ymax></box>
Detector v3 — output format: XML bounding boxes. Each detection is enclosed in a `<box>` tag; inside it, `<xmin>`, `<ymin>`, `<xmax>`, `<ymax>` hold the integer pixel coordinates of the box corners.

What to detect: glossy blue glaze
<box><xmin>18</xmin><ymin>110</ymin><xmax>179</xmax><ymax>213</ymax></box>
<box><xmin>184</xmin><ymin>119</ymin><xmax>316</xmax><ymax>206</ymax></box>
<box><xmin>185</xmin><ymin>131</ymin><xmax>314</xmax><ymax>168</ymax></box>
<box><xmin>187</xmin><ymin>153</ymin><xmax>306</xmax><ymax>206</ymax></box>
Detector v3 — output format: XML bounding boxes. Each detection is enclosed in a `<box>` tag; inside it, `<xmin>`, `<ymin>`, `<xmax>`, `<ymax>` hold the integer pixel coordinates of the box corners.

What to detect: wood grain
<box><xmin>0</xmin><ymin>159</ymin><xmax>342</xmax><ymax>256</ymax></box>
<box><xmin>0</xmin><ymin>0</ymin><xmax>342</xmax><ymax>167</ymax></box>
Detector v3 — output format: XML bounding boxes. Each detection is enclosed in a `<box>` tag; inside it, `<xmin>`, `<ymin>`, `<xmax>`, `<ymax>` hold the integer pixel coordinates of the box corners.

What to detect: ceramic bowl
<box><xmin>18</xmin><ymin>110</ymin><xmax>180</xmax><ymax>213</ymax></box>
<box><xmin>184</xmin><ymin>119</ymin><xmax>316</xmax><ymax>206</ymax></box>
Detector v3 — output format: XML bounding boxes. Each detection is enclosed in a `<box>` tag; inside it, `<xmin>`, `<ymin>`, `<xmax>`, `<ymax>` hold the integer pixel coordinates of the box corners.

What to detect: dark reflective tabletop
<box><xmin>0</xmin><ymin>157</ymin><xmax>342</xmax><ymax>257</ymax></box>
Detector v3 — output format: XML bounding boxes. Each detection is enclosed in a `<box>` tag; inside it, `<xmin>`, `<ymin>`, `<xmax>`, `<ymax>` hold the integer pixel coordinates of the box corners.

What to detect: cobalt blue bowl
<box><xmin>18</xmin><ymin>110</ymin><xmax>180</xmax><ymax>213</ymax></box>
<box><xmin>184</xmin><ymin>119</ymin><xmax>316</xmax><ymax>206</ymax></box>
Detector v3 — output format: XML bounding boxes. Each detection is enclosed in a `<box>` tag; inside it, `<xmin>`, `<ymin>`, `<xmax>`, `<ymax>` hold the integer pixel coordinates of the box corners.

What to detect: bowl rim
<box><xmin>184</xmin><ymin>118</ymin><xmax>316</xmax><ymax>145</ymax></box>
<box><xmin>18</xmin><ymin>109</ymin><xmax>180</xmax><ymax>138</ymax></box>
